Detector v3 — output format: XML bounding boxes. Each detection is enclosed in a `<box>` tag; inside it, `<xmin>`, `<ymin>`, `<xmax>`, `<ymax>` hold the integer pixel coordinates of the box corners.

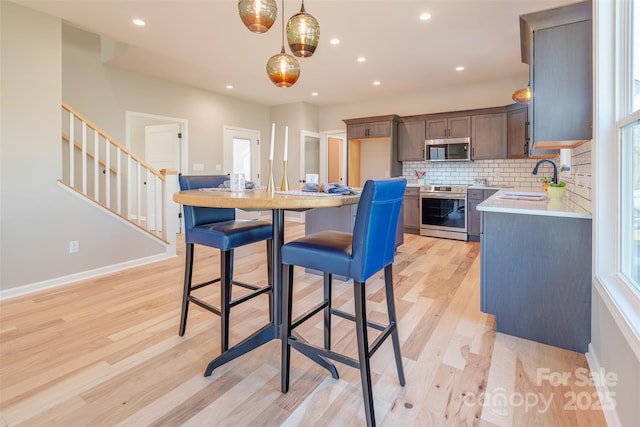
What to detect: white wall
<box><xmin>62</xmin><ymin>25</ymin><xmax>270</xmax><ymax>179</ymax></box>
<box><xmin>269</xmin><ymin>102</ymin><xmax>319</xmax><ymax>187</ymax></box>
<box><xmin>0</xmin><ymin>3</ymin><xmax>167</xmax><ymax>293</ymax></box>
<box><xmin>318</xmin><ymin>76</ymin><xmax>527</xmax><ymax>132</ymax></box>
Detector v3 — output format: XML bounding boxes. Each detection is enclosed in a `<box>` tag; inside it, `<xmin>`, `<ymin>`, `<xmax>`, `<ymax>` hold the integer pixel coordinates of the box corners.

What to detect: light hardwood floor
<box><xmin>0</xmin><ymin>223</ymin><xmax>607</xmax><ymax>426</ymax></box>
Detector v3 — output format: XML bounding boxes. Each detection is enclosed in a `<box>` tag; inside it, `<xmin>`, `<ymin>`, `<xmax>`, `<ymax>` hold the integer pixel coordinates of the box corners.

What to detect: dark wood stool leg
<box><xmin>323</xmin><ymin>273</ymin><xmax>332</xmax><ymax>350</ymax></box>
<box><xmin>281</xmin><ymin>264</ymin><xmax>294</xmax><ymax>393</ymax></box>
<box><xmin>179</xmin><ymin>243</ymin><xmax>195</xmax><ymax>336</ymax></box>
<box><xmin>267</xmin><ymin>240</ymin><xmax>273</xmax><ymax>323</ymax></box>
<box><xmin>354</xmin><ymin>281</ymin><xmax>375</xmax><ymax>427</ymax></box>
<box><xmin>384</xmin><ymin>265</ymin><xmax>405</xmax><ymax>386</ymax></box>
<box><xmin>220</xmin><ymin>249</ymin><xmax>233</xmax><ymax>352</ymax></box>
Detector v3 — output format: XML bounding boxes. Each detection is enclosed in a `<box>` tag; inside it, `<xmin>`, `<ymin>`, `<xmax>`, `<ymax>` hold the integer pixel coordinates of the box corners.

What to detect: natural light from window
<box><xmin>620</xmin><ymin>0</ymin><xmax>640</xmax><ymax>289</ymax></box>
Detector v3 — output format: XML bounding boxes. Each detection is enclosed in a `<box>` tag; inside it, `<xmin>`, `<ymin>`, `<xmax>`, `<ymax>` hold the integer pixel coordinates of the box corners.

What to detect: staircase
<box><xmin>60</xmin><ymin>103</ymin><xmax>177</xmax><ymax>246</ymax></box>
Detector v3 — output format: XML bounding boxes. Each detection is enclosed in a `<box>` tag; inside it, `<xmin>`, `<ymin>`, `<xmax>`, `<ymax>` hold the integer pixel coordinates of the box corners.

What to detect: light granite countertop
<box><xmin>477</xmin><ymin>190</ymin><xmax>591</xmax><ymax>219</ymax></box>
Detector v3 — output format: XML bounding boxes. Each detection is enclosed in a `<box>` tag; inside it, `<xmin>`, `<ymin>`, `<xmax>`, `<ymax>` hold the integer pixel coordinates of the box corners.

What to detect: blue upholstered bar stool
<box><xmin>178</xmin><ymin>175</ymin><xmax>273</xmax><ymax>353</ymax></box>
<box><xmin>280</xmin><ymin>178</ymin><xmax>407</xmax><ymax>427</ymax></box>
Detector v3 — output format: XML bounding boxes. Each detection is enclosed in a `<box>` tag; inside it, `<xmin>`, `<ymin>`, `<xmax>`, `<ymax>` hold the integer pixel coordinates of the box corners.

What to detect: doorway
<box><xmin>126</xmin><ymin>111</ymin><xmax>188</xmax><ymax>234</ymax></box>
<box><xmin>327</xmin><ymin>136</ymin><xmax>344</xmax><ymax>184</ymax></box>
<box><xmin>145</xmin><ymin>123</ymin><xmax>180</xmax><ymax>231</ymax></box>
<box><xmin>300</xmin><ymin>131</ymin><xmax>320</xmax><ymax>186</ymax></box>
<box><xmin>223</xmin><ymin>126</ymin><xmax>261</xmax><ymax>219</ymax></box>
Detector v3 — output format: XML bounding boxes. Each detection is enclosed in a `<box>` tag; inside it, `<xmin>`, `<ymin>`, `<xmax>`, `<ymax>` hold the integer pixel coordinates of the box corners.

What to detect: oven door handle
<box><xmin>420</xmin><ymin>193</ymin><xmax>466</xmax><ymax>200</ymax></box>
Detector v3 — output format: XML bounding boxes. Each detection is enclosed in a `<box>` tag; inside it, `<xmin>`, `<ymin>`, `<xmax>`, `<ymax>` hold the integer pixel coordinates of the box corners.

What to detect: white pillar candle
<box><xmin>283</xmin><ymin>126</ymin><xmax>288</xmax><ymax>161</ymax></box>
<box><xmin>269</xmin><ymin>123</ymin><xmax>275</xmax><ymax>160</ymax></box>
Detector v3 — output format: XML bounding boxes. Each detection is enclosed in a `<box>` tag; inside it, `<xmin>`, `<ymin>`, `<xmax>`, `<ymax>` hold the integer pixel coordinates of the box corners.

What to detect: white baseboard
<box><xmin>0</xmin><ymin>252</ymin><xmax>176</xmax><ymax>301</ymax></box>
<box><xmin>586</xmin><ymin>345</ymin><xmax>622</xmax><ymax>427</ymax></box>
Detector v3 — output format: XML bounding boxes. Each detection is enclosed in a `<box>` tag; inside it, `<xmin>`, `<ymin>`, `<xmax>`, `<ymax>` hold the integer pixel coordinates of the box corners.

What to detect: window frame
<box><xmin>594</xmin><ymin>0</ymin><xmax>640</xmax><ymax>360</ymax></box>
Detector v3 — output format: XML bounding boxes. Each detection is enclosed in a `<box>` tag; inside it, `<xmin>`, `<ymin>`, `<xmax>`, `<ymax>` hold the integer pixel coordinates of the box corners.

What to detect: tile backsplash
<box><xmin>403</xmin><ymin>146</ymin><xmax>592</xmax><ymax>214</ymax></box>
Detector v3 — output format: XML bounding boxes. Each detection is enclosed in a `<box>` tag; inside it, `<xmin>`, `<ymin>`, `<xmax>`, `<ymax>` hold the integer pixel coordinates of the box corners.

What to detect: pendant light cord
<box><xmin>280</xmin><ymin>0</ymin><xmax>285</xmax><ymax>53</ymax></box>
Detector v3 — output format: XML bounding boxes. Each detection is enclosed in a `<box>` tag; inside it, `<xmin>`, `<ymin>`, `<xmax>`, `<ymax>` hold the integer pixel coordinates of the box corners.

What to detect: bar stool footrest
<box><xmin>289</xmin><ymin>333</ymin><xmax>352</xmax><ymax>373</ymax></box>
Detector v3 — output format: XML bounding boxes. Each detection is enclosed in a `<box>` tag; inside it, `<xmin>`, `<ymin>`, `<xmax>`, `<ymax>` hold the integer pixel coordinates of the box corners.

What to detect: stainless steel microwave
<box><xmin>425</xmin><ymin>137</ymin><xmax>471</xmax><ymax>161</ymax></box>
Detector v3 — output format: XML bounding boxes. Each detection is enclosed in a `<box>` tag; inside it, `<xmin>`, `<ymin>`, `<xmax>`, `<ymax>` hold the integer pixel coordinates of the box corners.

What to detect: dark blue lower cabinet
<box><xmin>480</xmin><ymin>211</ymin><xmax>592</xmax><ymax>353</ymax></box>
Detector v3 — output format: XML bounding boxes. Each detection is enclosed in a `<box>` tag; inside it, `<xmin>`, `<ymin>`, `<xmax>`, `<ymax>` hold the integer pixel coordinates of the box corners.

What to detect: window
<box><xmin>620</xmin><ymin>119</ymin><xmax>640</xmax><ymax>287</ymax></box>
<box><xmin>619</xmin><ymin>0</ymin><xmax>640</xmax><ymax>290</ymax></box>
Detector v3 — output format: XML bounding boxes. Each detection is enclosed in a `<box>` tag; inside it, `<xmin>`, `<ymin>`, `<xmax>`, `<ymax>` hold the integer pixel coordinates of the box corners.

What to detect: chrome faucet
<box><xmin>532</xmin><ymin>159</ymin><xmax>558</xmax><ymax>184</ymax></box>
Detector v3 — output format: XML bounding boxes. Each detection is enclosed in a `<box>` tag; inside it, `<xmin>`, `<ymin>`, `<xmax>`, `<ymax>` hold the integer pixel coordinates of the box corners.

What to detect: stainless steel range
<box><xmin>419</xmin><ymin>185</ymin><xmax>467</xmax><ymax>240</ymax></box>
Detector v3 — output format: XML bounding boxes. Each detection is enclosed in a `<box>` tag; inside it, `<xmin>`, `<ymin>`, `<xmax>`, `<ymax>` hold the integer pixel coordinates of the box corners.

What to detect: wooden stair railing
<box><xmin>61</xmin><ymin>103</ymin><xmax>174</xmax><ymax>244</ymax></box>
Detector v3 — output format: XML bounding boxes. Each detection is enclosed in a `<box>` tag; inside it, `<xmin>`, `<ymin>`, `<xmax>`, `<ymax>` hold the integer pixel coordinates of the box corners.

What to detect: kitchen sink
<box><xmin>499</xmin><ymin>191</ymin><xmax>548</xmax><ymax>201</ymax></box>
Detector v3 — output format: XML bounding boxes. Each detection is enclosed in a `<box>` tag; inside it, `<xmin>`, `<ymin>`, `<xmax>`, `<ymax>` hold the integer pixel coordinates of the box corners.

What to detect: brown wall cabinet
<box><xmin>398</xmin><ymin>119</ymin><xmax>425</xmax><ymax>161</ymax></box>
<box><xmin>520</xmin><ymin>1</ymin><xmax>592</xmax><ymax>150</ymax></box>
<box><xmin>425</xmin><ymin>116</ymin><xmax>470</xmax><ymax>140</ymax></box>
<box><xmin>347</xmin><ymin>120</ymin><xmax>391</xmax><ymax>139</ymax></box>
<box><xmin>471</xmin><ymin>113</ymin><xmax>507</xmax><ymax>160</ymax></box>
<box><xmin>343</xmin><ymin>115</ymin><xmax>401</xmax><ymax>187</ymax></box>
<box><xmin>507</xmin><ymin>104</ymin><xmax>529</xmax><ymax>159</ymax></box>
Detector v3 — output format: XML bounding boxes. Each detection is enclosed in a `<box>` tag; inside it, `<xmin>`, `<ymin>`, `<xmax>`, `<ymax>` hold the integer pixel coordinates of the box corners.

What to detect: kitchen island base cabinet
<box><xmin>480</xmin><ymin>211</ymin><xmax>591</xmax><ymax>353</ymax></box>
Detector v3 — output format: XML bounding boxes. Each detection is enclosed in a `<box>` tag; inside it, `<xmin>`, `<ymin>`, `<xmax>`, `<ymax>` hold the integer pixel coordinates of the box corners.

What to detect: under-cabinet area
<box><xmin>343</xmin><ymin>115</ymin><xmax>401</xmax><ymax>187</ymax></box>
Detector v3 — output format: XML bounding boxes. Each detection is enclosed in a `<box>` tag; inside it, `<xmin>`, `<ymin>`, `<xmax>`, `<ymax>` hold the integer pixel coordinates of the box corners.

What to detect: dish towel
<box><xmin>323</xmin><ymin>183</ymin><xmax>359</xmax><ymax>195</ymax></box>
<box><xmin>219</xmin><ymin>180</ymin><xmax>256</xmax><ymax>189</ymax></box>
<box><xmin>301</xmin><ymin>182</ymin><xmax>319</xmax><ymax>192</ymax></box>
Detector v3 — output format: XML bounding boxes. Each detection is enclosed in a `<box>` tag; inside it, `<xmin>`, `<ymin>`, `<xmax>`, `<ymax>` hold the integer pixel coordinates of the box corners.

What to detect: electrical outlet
<box><xmin>69</xmin><ymin>240</ymin><xmax>79</xmax><ymax>254</ymax></box>
<box><xmin>193</xmin><ymin>163</ymin><xmax>204</xmax><ymax>171</ymax></box>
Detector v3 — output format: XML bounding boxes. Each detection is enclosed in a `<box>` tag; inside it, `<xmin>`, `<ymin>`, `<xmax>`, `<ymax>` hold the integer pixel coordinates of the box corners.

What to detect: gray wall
<box><xmin>0</xmin><ymin>2</ymin><xmax>167</xmax><ymax>292</ymax></box>
<box><xmin>62</xmin><ymin>25</ymin><xmax>271</xmax><ymax>178</ymax></box>
<box><xmin>591</xmin><ymin>291</ymin><xmax>640</xmax><ymax>425</ymax></box>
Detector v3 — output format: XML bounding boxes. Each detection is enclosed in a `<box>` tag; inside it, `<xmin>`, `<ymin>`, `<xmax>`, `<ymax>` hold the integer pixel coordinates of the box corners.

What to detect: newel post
<box><xmin>161</xmin><ymin>168</ymin><xmax>179</xmax><ymax>256</ymax></box>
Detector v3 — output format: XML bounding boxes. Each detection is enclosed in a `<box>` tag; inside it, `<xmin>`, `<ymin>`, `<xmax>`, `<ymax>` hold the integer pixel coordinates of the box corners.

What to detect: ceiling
<box><xmin>15</xmin><ymin>0</ymin><xmax>578</xmax><ymax>107</ymax></box>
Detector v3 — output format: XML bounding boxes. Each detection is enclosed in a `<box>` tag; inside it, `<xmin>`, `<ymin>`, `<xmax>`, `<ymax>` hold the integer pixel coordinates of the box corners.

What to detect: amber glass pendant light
<box><xmin>286</xmin><ymin>0</ymin><xmax>320</xmax><ymax>57</ymax></box>
<box><xmin>512</xmin><ymin>86</ymin><xmax>531</xmax><ymax>104</ymax></box>
<box><xmin>238</xmin><ymin>0</ymin><xmax>277</xmax><ymax>33</ymax></box>
<box><xmin>266</xmin><ymin>0</ymin><xmax>300</xmax><ymax>87</ymax></box>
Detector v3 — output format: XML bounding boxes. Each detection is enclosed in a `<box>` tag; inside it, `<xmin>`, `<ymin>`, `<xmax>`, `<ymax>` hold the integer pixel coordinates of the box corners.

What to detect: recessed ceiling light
<box><xmin>373</xmin><ymin>81</ymin><xmax>381</xmax><ymax>86</ymax></box>
<box><xmin>330</xmin><ymin>38</ymin><xmax>340</xmax><ymax>45</ymax></box>
<box><xmin>357</xmin><ymin>57</ymin><xmax>366</xmax><ymax>63</ymax></box>
<box><xmin>456</xmin><ymin>66</ymin><xmax>465</xmax><ymax>71</ymax></box>
<box><xmin>226</xmin><ymin>85</ymin><xmax>233</xmax><ymax>90</ymax></box>
<box><xmin>312</xmin><ymin>92</ymin><xmax>318</xmax><ymax>96</ymax></box>
<box><xmin>132</xmin><ymin>18</ymin><xmax>145</xmax><ymax>26</ymax></box>
<box><xmin>420</xmin><ymin>13</ymin><xmax>432</xmax><ymax>21</ymax></box>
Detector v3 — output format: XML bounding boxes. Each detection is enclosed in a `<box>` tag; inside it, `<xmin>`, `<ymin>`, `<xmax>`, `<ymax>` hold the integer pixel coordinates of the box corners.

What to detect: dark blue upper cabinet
<box><xmin>519</xmin><ymin>1</ymin><xmax>593</xmax><ymax>153</ymax></box>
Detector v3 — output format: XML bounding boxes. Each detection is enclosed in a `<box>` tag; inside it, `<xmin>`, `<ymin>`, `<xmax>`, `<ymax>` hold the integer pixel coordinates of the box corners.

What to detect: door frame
<box><xmin>321</xmin><ymin>129</ymin><xmax>347</xmax><ymax>186</ymax></box>
<box><xmin>222</xmin><ymin>125</ymin><xmax>261</xmax><ymax>182</ymax></box>
<box><xmin>299</xmin><ymin>130</ymin><xmax>322</xmax><ymax>185</ymax></box>
<box><xmin>125</xmin><ymin>111</ymin><xmax>189</xmax><ymax>174</ymax></box>
<box><xmin>126</xmin><ymin>111</ymin><xmax>188</xmax><ymax>233</ymax></box>
<box><xmin>223</xmin><ymin>126</ymin><xmax>262</xmax><ymax>220</ymax></box>
<box><xmin>144</xmin><ymin>123</ymin><xmax>181</xmax><ymax>231</ymax></box>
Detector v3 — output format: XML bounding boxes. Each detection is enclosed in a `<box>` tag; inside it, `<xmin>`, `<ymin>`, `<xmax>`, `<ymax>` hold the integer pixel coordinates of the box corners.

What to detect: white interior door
<box><xmin>223</xmin><ymin>126</ymin><xmax>261</xmax><ymax>219</ymax></box>
<box><xmin>145</xmin><ymin>123</ymin><xmax>180</xmax><ymax>231</ymax></box>
<box><xmin>300</xmin><ymin>131</ymin><xmax>321</xmax><ymax>186</ymax></box>
<box><xmin>327</xmin><ymin>136</ymin><xmax>345</xmax><ymax>184</ymax></box>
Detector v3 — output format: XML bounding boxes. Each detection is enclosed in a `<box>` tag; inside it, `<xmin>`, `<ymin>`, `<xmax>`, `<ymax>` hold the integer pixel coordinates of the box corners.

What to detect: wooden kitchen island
<box><xmin>478</xmin><ymin>191</ymin><xmax>592</xmax><ymax>353</ymax></box>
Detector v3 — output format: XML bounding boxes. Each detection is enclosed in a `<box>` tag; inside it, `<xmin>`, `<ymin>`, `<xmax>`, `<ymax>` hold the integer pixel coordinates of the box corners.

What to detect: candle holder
<box><xmin>267</xmin><ymin>160</ymin><xmax>275</xmax><ymax>193</ymax></box>
<box><xmin>280</xmin><ymin>160</ymin><xmax>289</xmax><ymax>191</ymax></box>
